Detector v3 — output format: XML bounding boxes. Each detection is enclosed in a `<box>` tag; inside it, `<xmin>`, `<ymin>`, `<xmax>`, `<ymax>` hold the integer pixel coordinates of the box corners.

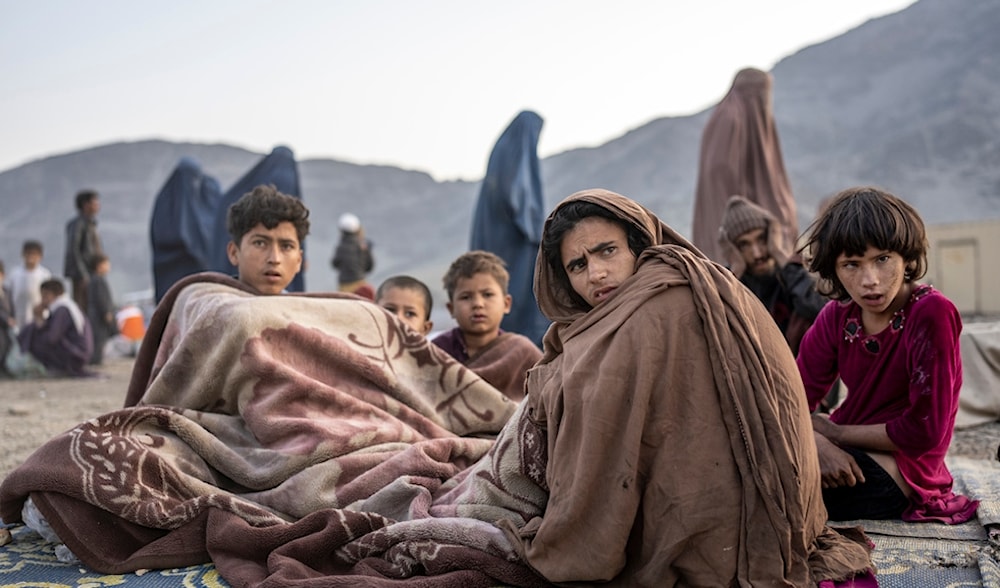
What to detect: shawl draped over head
<box><xmin>514</xmin><ymin>188</ymin><xmax>873</xmax><ymax>585</ymax></box>
<box><xmin>691</xmin><ymin>67</ymin><xmax>798</xmax><ymax>264</ymax></box>
<box><xmin>49</xmin><ymin>294</ymin><xmax>86</xmax><ymax>336</ymax></box>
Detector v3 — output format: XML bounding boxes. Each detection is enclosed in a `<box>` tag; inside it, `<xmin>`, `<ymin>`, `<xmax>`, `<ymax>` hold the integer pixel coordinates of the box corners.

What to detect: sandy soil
<box><xmin>2</xmin><ymin>357</ymin><xmax>999</xmax><ymax>484</ymax></box>
<box><xmin>1</xmin><ymin>357</ymin><xmax>136</xmax><ymax>483</ymax></box>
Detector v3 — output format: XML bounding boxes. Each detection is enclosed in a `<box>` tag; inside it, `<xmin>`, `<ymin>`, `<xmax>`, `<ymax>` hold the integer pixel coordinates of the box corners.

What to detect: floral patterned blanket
<box><xmin>0</xmin><ymin>273</ymin><xmax>548</xmax><ymax>587</ymax></box>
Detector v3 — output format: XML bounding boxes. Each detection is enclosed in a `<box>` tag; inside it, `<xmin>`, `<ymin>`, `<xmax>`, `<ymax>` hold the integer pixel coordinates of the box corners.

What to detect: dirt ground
<box><xmin>2</xmin><ymin>357</ymin><xmax>999</xmax><ymax>484</ymax></box>
<box><xmin>1</xmin><ymin>357</ymin><xmax>136</xmax><ymax>483</ymax></box>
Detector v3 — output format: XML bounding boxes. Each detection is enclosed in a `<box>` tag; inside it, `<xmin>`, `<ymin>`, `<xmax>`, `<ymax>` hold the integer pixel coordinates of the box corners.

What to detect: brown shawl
<box><xmin>465</xmin><ymin>332</ymin><xmax>542</xmax><ymax>402</ymax></box>
<box><xmin>511</xmin><ymin>189</ymin><xmax>871</xmax><ymax>585</ymax></box>
<box><xmin>691</xmin><ymin>68</ymin><xmax>798</xmax><ymax>263</ymax></box>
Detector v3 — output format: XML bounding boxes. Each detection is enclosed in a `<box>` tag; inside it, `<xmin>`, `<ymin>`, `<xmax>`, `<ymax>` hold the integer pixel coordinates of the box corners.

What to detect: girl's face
<box><xmin>559</xmin><ymin>217</ymin><xmax>637</xmax><ymax>308</ymax></box>
<box><xmin>835</xmin><ymin>245</ymin><xmax>912</xmax><ymax>330</ymax></box>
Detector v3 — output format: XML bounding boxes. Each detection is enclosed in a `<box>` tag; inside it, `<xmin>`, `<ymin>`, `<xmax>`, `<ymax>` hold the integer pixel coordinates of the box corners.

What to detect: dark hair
<box><xmin>75</xmin><ymin>189</ymin><xmax>99</xmax><ymax>211</ymax></box>
<box><xmin>40</xmin><ymin>278</ymin><xmax>65</xmax><ymax>296</ymax></box>
<box><xmin>227</xmin><ymin>184</ymin><xmax>311</xmax><ymax>244</ymax></box>
<box><xmin>0</xmin><ymin>260</ymin><xmax>4</xmax><ymax>274</ymax></box>
<box><xmin>799</xmin><ymin>186</ymin><xmax>927</xmax><ymax>302</ymax></box>
<box><xmin>88</xmin><ymin>253</ymin><xmax>110</xmax><ymax>273</ymax></box>
<box><xmin>377</xmin><ymin>275</ymin><xmax>433</xmax><ymax>320</ymax></box>
<box><xmin>22</xmin><ymin>240</ymin><xmax>44</xmax><ymax>255</ymax></box>
<box><xmin>541</xmin><ymin>200</ymin><xmax>651</xmax><ymax>308</ymax></box>
<box><xmin>442</xmin><ymin>250</ymin><xmax>509</xmax><ymax>302</ymax></box>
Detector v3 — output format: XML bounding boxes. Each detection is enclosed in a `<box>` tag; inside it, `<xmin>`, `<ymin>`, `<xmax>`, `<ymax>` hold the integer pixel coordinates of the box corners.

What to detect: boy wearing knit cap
<box><xmin>719</xmin><ymin>195</ymin><xmax>827</xmax><ymax>355</ymax></box>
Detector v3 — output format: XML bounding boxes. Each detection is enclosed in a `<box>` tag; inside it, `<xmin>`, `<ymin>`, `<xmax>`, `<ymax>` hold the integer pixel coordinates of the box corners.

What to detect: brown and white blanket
<box><xmin>0</xmin><ymin>273</ymin><xmax>548</xmax><ymax>587</ymax></box>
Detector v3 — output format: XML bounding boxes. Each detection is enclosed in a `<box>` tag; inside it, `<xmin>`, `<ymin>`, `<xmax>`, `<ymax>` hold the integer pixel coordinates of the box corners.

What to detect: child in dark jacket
<box><xmin>87</xmin><ymin>254</ymin><xmax>117</xmax><ymax>365</ymax></box>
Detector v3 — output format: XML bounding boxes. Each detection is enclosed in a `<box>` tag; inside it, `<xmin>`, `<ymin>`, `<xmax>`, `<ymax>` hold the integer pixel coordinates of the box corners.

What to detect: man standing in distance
<box><xmin>63</xmin><ymin>189</ymin><xmax>104</xmax><ymax>312</ymax></box>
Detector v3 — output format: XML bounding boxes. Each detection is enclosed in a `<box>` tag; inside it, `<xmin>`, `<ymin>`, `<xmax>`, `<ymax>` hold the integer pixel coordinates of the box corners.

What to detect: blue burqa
<box><xmin>150</xmin><ymin>157</ymin><xmax>223</xmax><ymax>302</ymax></box>
<box><xmin>211</xmin><ymin>146</ymin><xmax>306</xmax><ymax>292</ymax></box>
<box><xmin>470</xmin><ymin>110</ymin><xmax>549</xmax><ymax>347</ymax></box>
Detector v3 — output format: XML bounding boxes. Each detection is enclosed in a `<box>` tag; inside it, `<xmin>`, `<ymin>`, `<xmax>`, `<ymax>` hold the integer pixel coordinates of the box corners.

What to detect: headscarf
<box><xmin>691</xmin><ymin>68</ymin><xmax>798</xmax><ymax>263</ymax></box>
<box><xmin>49</xmin><ymin>294</ymin><xmax>86</xmax><ymax>335</ymax></box>
<box><xmin>533</xmin><ymin>188</ymin><xmax>699</xmax><ymax>327</ymax></box>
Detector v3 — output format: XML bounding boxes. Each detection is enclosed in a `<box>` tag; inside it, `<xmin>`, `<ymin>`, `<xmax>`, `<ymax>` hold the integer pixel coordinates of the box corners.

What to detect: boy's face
<box><xmin>226</xmin><ymin>221</ymin><xmax>302</xmax><ymax>295</ymax></box>
<box><xmin>23</xmin><ymin>250</ymin><xmax>42</xmax><ymax>269</ymax></box>
<box><xmin>378</xmin><ymin>286</ymin><xmax>433</xmax><ymax>336</ymax></box>
<box><xmin>446</xmin><ymin>272</ymin><xmax>511</xmax><ymax>339</ymax></box>
<box><xmin>40</xmin><ymin>289</ymin><xmax>57</xmax><ymax>307</ymax></box>
<box><xmin>83</xmin><ymin>197</ymin><xmax>100</xmax><ymax>217</ymax></box>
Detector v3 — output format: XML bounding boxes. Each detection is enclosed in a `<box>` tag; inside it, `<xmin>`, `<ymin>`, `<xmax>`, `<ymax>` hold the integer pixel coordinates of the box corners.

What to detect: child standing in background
<box><xmin>6</xmin><ymin>240</ymin><xmax>53</xmax><ymax>328</ymax></box>
<box><xmin>0</xmin><ymin>261</ymin><xmax>15</xmax><ymax>375</ymax></box>
<box><xmin>87</xmin><ymin>254</ymin><xmax>117</xmax><ymax>365</ymax></box>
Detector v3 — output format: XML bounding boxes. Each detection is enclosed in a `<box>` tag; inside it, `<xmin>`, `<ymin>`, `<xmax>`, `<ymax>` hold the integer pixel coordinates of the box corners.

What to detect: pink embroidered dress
<box><xmin>797</xmin><ymin>284</ymin><xmax>979</xmax><ymax>523</ymax></box>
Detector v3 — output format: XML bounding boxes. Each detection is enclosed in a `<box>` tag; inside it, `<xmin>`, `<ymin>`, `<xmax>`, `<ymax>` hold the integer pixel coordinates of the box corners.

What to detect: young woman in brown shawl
<box><xmin>691</xmin><ymin>67</ymin><xmax>798</xmax><ymax>263</ymax></box>
<box><xmin>505</xmin><ymin>188</ymin><xmax>874</xmax><ymax>586</ymax></box>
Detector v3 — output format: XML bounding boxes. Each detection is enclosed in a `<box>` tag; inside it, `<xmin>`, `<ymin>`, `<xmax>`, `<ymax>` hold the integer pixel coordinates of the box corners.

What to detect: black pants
<box><xmin>823</xmin><ymin>445</ymin><xmax>909</xmax><ymax>520</ymax></box>
<box><xmin>72</xmin><ymin>277</ymin><xmax>89</xmax><ymax>315</ymax></box>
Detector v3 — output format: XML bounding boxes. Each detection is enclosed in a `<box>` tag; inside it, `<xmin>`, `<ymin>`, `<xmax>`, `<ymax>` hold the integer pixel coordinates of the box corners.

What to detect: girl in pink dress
<box><xmin>796</xmin><ymin>186</ymin><xmax>978</xmax><ymax>523</ymax></box>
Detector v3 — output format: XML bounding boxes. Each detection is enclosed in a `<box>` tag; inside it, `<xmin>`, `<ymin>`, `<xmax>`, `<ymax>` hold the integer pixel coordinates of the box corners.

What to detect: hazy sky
<box><xmin>2</xmin><ymin>0</ymin><xmax>916</xmax><ymax>181</ymax></box>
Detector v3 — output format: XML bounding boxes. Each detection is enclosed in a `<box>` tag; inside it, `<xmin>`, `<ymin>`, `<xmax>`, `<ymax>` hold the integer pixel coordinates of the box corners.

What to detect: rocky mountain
<box><xmin>540</xmin><ymin>0</ymin><xmax>1000</xmax><ymax>227</ymax></box>
<box><xmin>2</xmin><ymin>0</ymin><xmax>998</xmax><ymax>316</ymax></box>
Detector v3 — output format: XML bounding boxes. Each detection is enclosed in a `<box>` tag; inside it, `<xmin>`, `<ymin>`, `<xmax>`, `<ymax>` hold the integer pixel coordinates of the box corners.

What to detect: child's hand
<box><xmin>814</xmin><ymin>434</ymin><xmax>866</xmax><ymax>488</ymax></box>
<box><xmin>771</xmin><ymin>239</ymin><xmax>792</xmax><ymax>269</ymax></box>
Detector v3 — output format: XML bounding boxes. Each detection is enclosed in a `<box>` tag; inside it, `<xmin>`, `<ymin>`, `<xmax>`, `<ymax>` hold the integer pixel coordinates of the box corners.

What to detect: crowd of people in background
<box><xmin>0</xmin><ymin>189</ymin><xmax>145</xmax><ymax>378</ymax></box>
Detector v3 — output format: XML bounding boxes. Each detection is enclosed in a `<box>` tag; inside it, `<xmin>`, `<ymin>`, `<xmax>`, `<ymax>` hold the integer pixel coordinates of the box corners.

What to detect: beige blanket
<box><xmin>956</xmin><ymin>320</ymin><xmax>1000</xmax><ymax>428</ymax></box>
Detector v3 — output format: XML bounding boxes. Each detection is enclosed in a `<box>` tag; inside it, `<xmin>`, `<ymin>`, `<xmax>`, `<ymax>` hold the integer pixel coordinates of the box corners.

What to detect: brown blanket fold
<box><xmin>464</xmin><ymin>331</ymin><xmax>541</xmax><ymax>402</ymax></box>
